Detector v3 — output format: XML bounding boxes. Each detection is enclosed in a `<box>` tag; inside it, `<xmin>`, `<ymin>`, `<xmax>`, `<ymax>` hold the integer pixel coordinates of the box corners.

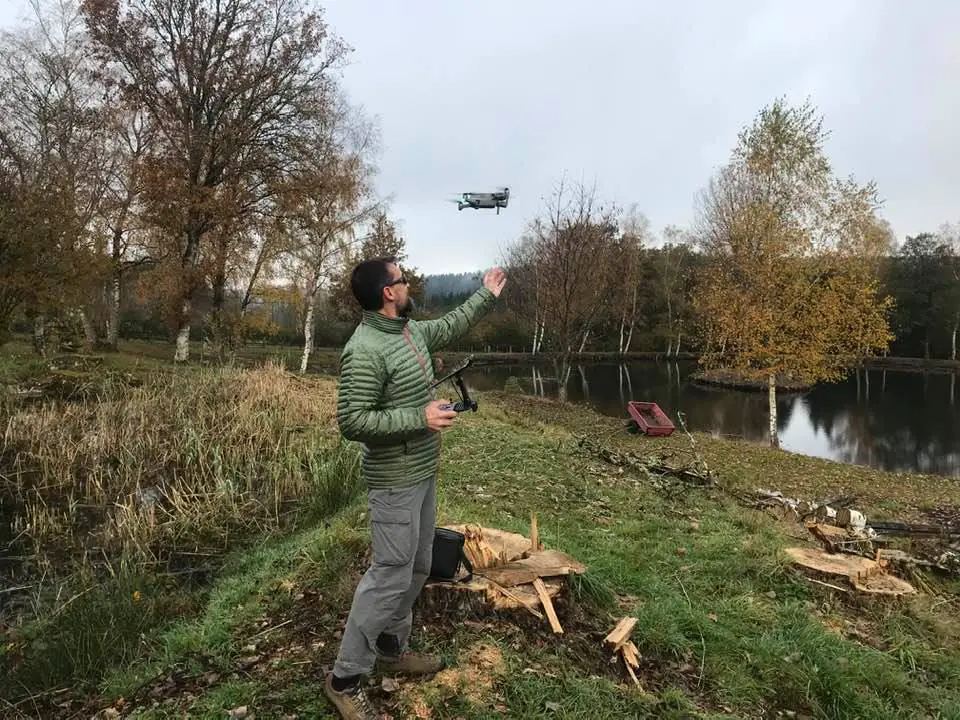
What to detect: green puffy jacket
<box><xmin>336</xmin><ymin>287</ymin><xmax>497</xmax><ymax>489</ymax></box>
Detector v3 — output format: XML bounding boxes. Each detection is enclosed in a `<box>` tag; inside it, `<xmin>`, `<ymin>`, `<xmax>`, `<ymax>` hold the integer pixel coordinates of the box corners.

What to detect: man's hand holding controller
<box><xmin>425</xmin><ymin>399</ymin><xmax>458</xmax><ymax>432</ymax></box>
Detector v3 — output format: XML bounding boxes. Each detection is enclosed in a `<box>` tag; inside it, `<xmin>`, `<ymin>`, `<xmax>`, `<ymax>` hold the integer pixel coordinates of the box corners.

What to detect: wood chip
<box><xmin>621</xmin><ymin>641</ymin><xmax>641</xmax><ymax>668</ymax></box>
<box><xmin>532</xmin><ymin>578</ymin><xmax>563</xmax><ymax>634</ymax></box>
<box><xmin>604</xmin><ymin>616</ymin><xmax>638</xmax><ymax>650</ymax></box>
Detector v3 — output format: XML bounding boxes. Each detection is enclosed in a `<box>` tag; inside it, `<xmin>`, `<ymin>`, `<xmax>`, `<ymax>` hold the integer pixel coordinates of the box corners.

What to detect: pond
<box><xmin>463</xmin><ymin>361</ymin><xmax>960</xmax><ymax>479</ymax></box>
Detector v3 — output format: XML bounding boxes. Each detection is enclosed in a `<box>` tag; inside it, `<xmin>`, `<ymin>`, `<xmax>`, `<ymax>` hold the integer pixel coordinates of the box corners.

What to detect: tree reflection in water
<box><xmin>467</xmin><ymin>362</ymin><xmax>960</xmax><ymax>478</ymax></box>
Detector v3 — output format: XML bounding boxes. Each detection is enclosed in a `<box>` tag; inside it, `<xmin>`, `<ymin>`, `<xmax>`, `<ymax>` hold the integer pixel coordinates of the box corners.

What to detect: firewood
<box><xmin>532</xmin><ymin>578</ymin><xmax>563</xmax><ymax>634</ymax></box>
<box><xmin>604</xmin><ymin>616</ymin><xmax>638</xmax><ymax>650</ymax></box>
<box><xmin>530</xmin><ymin>513</ymin><xmax>540</xmax><ymax>553</ymax></box>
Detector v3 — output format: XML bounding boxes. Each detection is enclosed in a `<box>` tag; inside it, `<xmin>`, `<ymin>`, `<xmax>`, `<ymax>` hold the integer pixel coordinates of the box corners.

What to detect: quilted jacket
<box><xmin>335</xmin><ymin>286</ymin><xmax>497</xmax><ymax>489</ymax></box>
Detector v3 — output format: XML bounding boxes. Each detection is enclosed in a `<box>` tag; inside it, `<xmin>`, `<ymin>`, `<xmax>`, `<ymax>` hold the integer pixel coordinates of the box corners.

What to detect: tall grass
<box><xmin>1</xmin><ymin>363</ymin><xmax>359</xmax><ymax>575</ymax></box>
<box><xmin>1</xmin><ymin>362</ymin><xmax>364</xmax><ymax>708</ymax></box>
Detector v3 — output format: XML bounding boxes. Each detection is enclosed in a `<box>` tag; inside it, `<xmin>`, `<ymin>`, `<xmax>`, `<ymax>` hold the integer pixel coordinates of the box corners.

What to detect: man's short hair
<box><xmin>351</xmin><ymin>256</ymin><xmax>397</xmax><ymax>311</ymax></box>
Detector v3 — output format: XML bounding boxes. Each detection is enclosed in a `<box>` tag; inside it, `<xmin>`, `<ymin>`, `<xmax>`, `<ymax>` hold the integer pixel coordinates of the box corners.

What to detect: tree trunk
<box><xmin>557</xmin><ymin>357</ymin><xmax>571</xmax><ymax>403</ymax></box>
<box><xmin>578</xmin><ymin>364</ymin><xmax>589</xmax><ymax>399</ymax></box>
<box><xmin>78</xmin><ymin>308</ymin><xmax>98</xmax><ymax>350</ymax></box>
<box><xmin>618</xmin><ymin>317</ymin><xmax>625</xmax><ymax>354</ymax></box>
<box><xmin>666</xmin><ymin>338</ymin><xmax>674</xmax><ymax>357</ymax></box>
<box><xmin>174</xmin><ymin>224</ymin><xmax>202</xmax><ymax>363</ymax></box>
<box><xmin>300</xmin><ymin>289</ymin><xmax>317</xmax><ymax>374</ymax></box>
<box><xmin>531</xmin><ymin>313</ymin><xmax>540</xmax><ymax>355</ymax></box>
<box><xmin>32</xmin><ymin>314</ymin><xmax>46</xmax><ymax>357</ymax></box>
<box><xmin>676</xmin><ymin>330</ymin><xmax>681</xmax><ymax>356</ymax></box>
<box><xmin>625</xmin><ymin>322</ymin><xmax>634</xmax><ymax>354</ymax></box>
<box><xmin>578</xmin><ymin>329</ymin><xmax>590</xmax><ymax>353</ymax></box>
<box><xmin>864</xmin><ymin>368</ymin><xmax>870</xmax><ymax>402</ymax></box>
<box><xmin>107</xmin><ymin>267</ymin><xmax>121</xmax><ymax>350</ymax></box>
<box><xmin>174</xmin><ymin>298</ymin><xmax>192</xmax><ymax>362</ymax></box>
<box><xmin>952</xmin><ymin>314</ymin><xmax>958</xmax><ymax>361</ymax></box>
<box><xmin>768</xmin><ymin>373</ymin><xmax>779</xmax><ymax>448</ymax></box>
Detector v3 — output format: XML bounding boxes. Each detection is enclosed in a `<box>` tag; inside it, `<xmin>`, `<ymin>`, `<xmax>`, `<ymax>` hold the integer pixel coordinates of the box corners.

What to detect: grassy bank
<box><xmin>2</xmin><ymin>354</ymin><xmax>959</xmax><ymax>718</ymax></box>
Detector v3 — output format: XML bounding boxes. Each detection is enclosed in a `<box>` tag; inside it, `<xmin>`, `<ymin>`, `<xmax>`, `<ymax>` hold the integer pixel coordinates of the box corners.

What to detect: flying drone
<box><xmin>448</xmin><ymin>187</ymin><xmax>510</xmax><ymax>214</ymax></box>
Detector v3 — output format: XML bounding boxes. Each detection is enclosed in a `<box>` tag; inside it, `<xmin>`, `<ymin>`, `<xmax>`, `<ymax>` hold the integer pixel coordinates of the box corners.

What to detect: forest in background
<box><xmin>1</xmin><ymin>0</ymin><xmax>958</xmax><ymax>372</ymax></box>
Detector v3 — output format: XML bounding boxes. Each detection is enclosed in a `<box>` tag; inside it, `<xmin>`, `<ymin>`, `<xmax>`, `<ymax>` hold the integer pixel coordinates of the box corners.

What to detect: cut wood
<box><xmin>530</xmin><ymin>513</ymin><xmax>541</xmax><ymax>553</ymax></box>
<box><xmin>785</xmin><ymin>546</ymin><xmax>880</xmax><ymax>578</ymax></box>
<box><xmin>621</xmin><ymin>641</ymin><xmax>641</xmax><ymax>668</ymax></box>
<box><xmin>784</xmin><ymin>547</ymin><xmax>916</xmax><ymax>596</ymax></box>
<box><xmin>480</xmin><ymin>549</ymin><xmax>588</xmax><ymax>587</ymax></box>
<box><xmin>532</xmin><ymin>578</ymin><xmax>563</xmax><ymax>634</ymax></box>
<box><xmin>443</xmin><ymin>525</ymin><xmax>533</xmax><ymax>564</ymax></box>
<box><xmin>604</xmin><ymin>616</ymin><xmax>638</xmax><ymax>650</ymax></box>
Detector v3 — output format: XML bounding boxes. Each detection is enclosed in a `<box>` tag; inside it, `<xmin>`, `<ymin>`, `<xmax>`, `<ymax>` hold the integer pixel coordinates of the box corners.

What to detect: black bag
<box><xmin>429</xmin><ymin>527</ymin><xmax>474</xmax><ymax>582</ymax></box>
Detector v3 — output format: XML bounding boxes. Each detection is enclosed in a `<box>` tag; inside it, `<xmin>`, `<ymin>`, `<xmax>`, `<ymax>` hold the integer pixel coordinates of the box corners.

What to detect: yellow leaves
<box><xmin>694</xmin><ymin>98</ymin><xmax>893</xmax><ymax>387</ymax></box>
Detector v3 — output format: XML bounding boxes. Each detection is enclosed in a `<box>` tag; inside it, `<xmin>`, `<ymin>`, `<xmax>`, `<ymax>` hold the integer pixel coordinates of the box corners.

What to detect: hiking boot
<box><xmin>324</xmin><ymin>673</ymin><xmax>378</xmax><ymax>720</ymax></box>
<box><xmin>375</xmin><ymin>650</ymin><xmax>445</xmax><ymax>676</ymax></box>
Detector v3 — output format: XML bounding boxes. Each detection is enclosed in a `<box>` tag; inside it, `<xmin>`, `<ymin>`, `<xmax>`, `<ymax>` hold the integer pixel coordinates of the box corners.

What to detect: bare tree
<box><xmin>81</xmin><ymin>0</ymin><xmax>352</xmax><ymax>361</ymax></box>
<box><xmin>515</xmin><ymin>178</ymin><xmax>621</xmax><ymax>400</ymax></box>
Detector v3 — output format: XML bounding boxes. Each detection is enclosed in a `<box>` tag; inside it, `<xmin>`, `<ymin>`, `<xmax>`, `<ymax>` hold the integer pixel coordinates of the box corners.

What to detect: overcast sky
<box><xmin>2</xmin><ymin>1</ymin><xmax>958</xmax><ymax>275</ymax></box>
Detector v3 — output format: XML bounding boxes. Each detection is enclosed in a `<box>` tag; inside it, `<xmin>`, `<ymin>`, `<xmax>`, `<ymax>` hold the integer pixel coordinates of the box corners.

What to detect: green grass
<box><xmin>2</xmin><ymin>355</ymin><xmax>959</xmax><ymax>719</ymax></box>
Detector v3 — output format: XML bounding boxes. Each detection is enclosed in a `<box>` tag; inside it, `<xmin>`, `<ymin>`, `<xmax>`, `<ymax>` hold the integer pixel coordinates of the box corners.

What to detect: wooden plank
<box><xmin>532</xmin><ymin>578</ymin><xmax>563</xmax><ymax>634</ymax></box>
<box><xmin>604</xmin><ymin>616</ymin><xmax>637</xmax><ymax>650</ymax></box>
<box><xmin>530</xmin><ymin>513</ymin><xmax>540</xmax><ymax>553</ymax></box>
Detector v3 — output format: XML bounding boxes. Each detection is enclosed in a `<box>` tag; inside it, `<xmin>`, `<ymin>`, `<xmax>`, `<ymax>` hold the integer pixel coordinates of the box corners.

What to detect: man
<box><xmin>325</xmin><ymin>256</ymin><xmax>507</xmax><ymax>719</ymax></box>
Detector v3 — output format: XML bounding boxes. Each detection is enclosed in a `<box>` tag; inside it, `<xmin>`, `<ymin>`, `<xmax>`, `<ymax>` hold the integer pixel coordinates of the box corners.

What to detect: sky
<box><xmin>2</xmin><ymin>0</ymin><xmax>958</xmax><ymax>275</ymax></box>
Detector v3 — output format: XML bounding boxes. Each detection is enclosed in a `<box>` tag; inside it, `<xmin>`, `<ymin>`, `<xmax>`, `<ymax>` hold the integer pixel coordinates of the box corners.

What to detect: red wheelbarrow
<box><xmin>626</xmin><ymin>401</ymin><xmax>675</xmax><ymax>437</ymax></box>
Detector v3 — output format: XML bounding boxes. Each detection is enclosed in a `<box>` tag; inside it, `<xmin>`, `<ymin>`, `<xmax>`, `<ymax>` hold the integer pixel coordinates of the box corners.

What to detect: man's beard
<box><xmin>398</xmin><ymin>296</ymin><xmax>415</xmax><ymax>318</ymax></box>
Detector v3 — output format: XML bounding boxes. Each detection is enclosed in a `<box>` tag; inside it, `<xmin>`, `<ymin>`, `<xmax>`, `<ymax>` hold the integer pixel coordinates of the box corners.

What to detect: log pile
<box><xmin>420</xmin><ymin>516</ymin><xmax>586</xmax><ymax>634</ymax></box>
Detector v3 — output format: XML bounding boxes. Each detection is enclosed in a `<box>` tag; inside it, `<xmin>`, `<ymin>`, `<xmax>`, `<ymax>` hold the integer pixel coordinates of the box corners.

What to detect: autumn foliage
<box><xmin>691</xmin><ymin>98</ymin><xmax>894</xmax><ymax>446</ymax></box>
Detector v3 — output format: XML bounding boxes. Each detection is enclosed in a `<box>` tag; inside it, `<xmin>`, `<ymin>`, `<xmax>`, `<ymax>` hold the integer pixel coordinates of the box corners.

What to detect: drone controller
<box><xmin>430</xmin><ymin>356</ymin><xmax>478</xmax><ymax>413</ymax></box>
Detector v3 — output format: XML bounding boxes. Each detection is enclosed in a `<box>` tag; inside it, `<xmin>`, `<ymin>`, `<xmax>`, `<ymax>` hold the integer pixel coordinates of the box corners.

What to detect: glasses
<box><xmin>383</xmin><ymin>275</ymin><xmax>408</xmax><ymax>289</ymax></box>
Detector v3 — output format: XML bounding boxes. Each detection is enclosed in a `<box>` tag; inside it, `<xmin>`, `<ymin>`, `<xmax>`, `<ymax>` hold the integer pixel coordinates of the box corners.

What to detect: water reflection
<box><xmin>466</xmin><ymin>362</ymin><xmax>960</xmax><ymax>478</ymax></box>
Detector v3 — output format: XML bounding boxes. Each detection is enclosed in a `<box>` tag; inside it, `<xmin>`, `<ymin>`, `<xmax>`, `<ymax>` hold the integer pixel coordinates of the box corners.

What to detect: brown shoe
<box><xmin>324</xmin><ymin>673</ymin><xmax>378</xmax><ymax>720</ymax></box>
<box><xmin>376</xmin><ymin>651</ymin><xmax>445</xmax><ymax>676</ymax></box>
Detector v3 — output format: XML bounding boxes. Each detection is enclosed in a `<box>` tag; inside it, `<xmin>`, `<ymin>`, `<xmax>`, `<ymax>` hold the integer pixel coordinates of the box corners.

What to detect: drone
<box><xmin>449</xmin><ymin>187</ymin><xmax>510</xmax><ymax>215</ymax></box>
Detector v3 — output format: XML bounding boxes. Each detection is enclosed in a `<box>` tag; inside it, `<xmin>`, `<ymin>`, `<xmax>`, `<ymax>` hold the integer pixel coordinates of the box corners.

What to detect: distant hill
<box><xmin>423</xmin><ymin>272</ymin><xmax>482</xmax><ymax>306</ymax></box>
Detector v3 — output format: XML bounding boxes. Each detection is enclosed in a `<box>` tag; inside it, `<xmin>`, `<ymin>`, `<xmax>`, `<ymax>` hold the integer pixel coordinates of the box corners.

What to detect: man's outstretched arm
<box><xmin>415</xmin><ymin>268</ymin><xmax>507</xmax><ymax>353</ymax></box>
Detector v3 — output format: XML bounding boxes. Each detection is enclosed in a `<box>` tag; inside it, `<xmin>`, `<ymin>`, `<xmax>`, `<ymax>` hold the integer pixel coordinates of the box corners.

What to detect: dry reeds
<box><xmin>1</xmin><ymin>362</ymin><xmax>360</xmax><ymax>574</ymax></box>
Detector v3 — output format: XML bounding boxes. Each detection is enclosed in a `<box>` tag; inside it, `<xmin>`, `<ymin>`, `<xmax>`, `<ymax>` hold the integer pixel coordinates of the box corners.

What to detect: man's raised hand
<box><xmin>425</xmin><ymin>399</ymin><xmax>458</xmax><ymax>432</ymax></box>
<box><xmin>483</xmin><ymin>267</ymin><xmax>507</xmax><ymax>298</ymax></box>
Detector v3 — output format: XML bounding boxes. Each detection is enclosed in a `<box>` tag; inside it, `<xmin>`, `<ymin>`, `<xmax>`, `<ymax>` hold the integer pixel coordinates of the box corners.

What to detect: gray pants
<box><xmin>333</xmin><ymin>476</ymin><xmax>436</xmax><ymax>677</ymax></box>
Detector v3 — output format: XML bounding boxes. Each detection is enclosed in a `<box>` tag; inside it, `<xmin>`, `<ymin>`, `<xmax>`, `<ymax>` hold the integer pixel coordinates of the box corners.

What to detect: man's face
<box><xmin>383</xmin><ymin>263</ymin><xmax>412</xmax><ymax>316</ymax></box>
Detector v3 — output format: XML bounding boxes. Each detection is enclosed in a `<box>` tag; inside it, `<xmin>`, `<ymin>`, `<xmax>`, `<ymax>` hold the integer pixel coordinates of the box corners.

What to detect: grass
<box><xmin>1</xmin><ymin>349</ymin><xmax>959</xmax><ymax>718</ymax></box>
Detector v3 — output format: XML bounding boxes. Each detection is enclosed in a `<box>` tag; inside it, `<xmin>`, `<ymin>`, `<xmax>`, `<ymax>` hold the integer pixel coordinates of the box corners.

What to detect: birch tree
<box><xmin>693</xmin><ymin>98</ymin><xmax>894</xmax><ymax>448</ymax></box>
<box><xmin>611</xmin><ymin>206</ymin><xmax>650</xmax><ymax>354</ymax></box>
<box><xmin>279</xmin><ymin>96</ymin><xmax>381</xmax><ymax>373</ymax></box>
